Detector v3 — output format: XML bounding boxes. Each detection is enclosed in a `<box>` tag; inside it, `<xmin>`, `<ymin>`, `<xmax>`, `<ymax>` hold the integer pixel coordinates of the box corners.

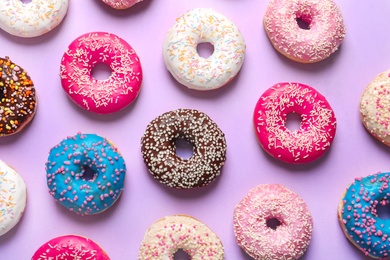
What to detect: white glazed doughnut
<box><xmin>0</xmin><ymin>160</ymin><xmax>27</xmax><ymax>236</ymax></box>
<box><xmin>163</xmin><ymin>8</ymin><xmax>246</xmax><ymax>91</ymax></box>
<box><xmin>0</xmin><ymin>0</ymin><xmax>69</xmax><ymax>38</ymax></box>
<box><xmin>138</xmin><ymin>215</ymin><xmax>224</xmax><ymax>259</ymax></box>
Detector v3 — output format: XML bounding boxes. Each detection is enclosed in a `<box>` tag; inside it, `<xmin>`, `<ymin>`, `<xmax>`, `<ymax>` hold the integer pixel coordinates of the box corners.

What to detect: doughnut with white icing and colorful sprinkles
<box><xmin>163</xmin><ymin>8</ymin><xmax>246</xmax><ymax>90</ymax></box>
<box><xmin>338</xmin><ymin>172</ymin><xmax>390</xmax><ymax>259</ymax></box>
<box><xmin>102</xmin><ymin>0</ymin><xmax>143</xmax><ymax>9</ymax></box>
<box><xmin>263</xmin><ymin>0</ymin><xmax>346</xmax><ymax>63</ymax></box>
<box><xmin>360</xmin><ymin>69</ymin><xmax>390</xmax><ymax>146</ymax></box>
<box><xmin>253</xmin><ymin>82</ymin><xmax>336</xmax><ymax>164</ymax></box>
<box><xmin>0</xmin><ymin>56</ymin><xmax>37</xmax><ymax>137</ymax></box>
<box><xmin>32</xmin><ymin>234</ymin><xmax>110</xmax><ymax>260</ymax></box>
<box><xmin>45</xmin><ymin>133</ymin><xmax>126</xmax><ymax>215</ymax></box>
<box><xmin>233</xmin><ymin>184</ymin><xmax>313</xmax><ymax>260</ymax></box>
<box><xmin>0</xmin><ymin>160</ymin><xmax>27</xmax><ymax>236</ymax></box>
<box><xmin>60</xmin><ymin>32</ymin><xmax>143</xmax><ymax>114</ymax></box>
<box><xmin>141</xmin><ymin>109</ymin><xmax>227</xmax><ymax>189</ymax></box>
<box><xmin>0</xmin><ymin>0</ymin><xmax>69</xmax><ymax>38</ymax></box>
<box><xmin>138</xmin><ymin>215</ymin><xmax>224</xmax><ymax>259</ymax></box>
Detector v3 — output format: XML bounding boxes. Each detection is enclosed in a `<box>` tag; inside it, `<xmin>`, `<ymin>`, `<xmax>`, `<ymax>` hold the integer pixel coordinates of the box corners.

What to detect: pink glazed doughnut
<box><xmin>253</xmin><ymin>82</ymin><xmax>336</xmax><ymax>164</ymax></box>
<box><xmin>233</xmin><ymin>184</ymin><xmax>313</xmax><ymax>260</ymax></box>
<box><xmin>60</xmin><ymin>32</ymin><xmax>142</xmax><ymax>114</ymax></box>
<box><xmin>264</xmin><ymin>0</ymin><xmax>346</xmax><ymax>63</ymax></box>
<box><xmin>32</xmin><ymin>235</ymin><xmax>110</xmax><ymax>259</ymax></box>
<box><xmin>102</xmin><ymin>0</ymin><xmax>143</xmax><ymax>9</ymax></box>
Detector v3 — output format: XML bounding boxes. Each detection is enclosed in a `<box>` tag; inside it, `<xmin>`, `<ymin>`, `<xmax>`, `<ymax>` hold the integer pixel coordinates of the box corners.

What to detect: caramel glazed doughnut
<box><xmin>141</xmin><ymin>109</ymin><xmax>227</xmax><ymax>189</ymax></box>
<box><xmin>0</xmin><ymin>57</ymin><xmax>37</xmax><ymax>137</ymax></box>
<box><xmin>138</xmin><ymin>215</ymin><xmax>224</xmax><ymax>259</ymax></box>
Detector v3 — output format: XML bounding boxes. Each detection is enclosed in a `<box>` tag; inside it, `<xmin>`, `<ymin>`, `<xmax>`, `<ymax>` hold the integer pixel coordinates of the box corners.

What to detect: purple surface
<box><xmin>0</xmin><ymin>0</ymin><xmax>389</xmax><ymax>259</ymax></box>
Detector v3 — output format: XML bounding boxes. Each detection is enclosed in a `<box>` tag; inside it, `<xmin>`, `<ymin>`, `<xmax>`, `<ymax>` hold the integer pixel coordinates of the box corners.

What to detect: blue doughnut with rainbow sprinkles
<box><xmin>45</xmin><ymin>133</ymin><xmax>126</xmax><ymax>215</ymax></box>
<box><xmin>338</xmin><ymin>172</ymin><xmax>390</xmax><ymax>258</ymax></box>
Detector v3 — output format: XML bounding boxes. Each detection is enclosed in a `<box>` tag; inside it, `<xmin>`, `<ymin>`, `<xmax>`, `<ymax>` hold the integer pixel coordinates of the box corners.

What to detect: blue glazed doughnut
<box><xmin>338</xmin><ymin>172</ymin><xmax>390</xmax><ymax>258</ymax></box>
<box><xmin>45</xmin><ymin>133</ymin><xmax>126</xmax><ymax>215</ymax></box>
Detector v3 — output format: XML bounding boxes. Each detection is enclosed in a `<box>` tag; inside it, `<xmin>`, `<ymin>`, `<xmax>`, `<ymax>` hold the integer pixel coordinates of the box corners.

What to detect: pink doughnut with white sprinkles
<box><xmin>163</xmin><ymin>8</ymin><xmax>246</xmax><ymax>91</ymax></box>
<box><xmin>102</xmin><ymin>0</ymin><xmax>143</xmax><ymax>9</ymax></box>
<box><xmin>0</xmin><ymin>0</ymin><xmax>69</xmax><ymax>38</ymax></box>
<box><xmin>233</xmin><ymin>184</ymin><xmax>313</xmax><ymax>260</ymax></box>
<box><xmin>60</xmin><ymin>32</ymin><xmax>143</xmax><ymax>114</ymax></box>
<box><xmin>253</xmin><ymin>82</ymin><xmax>336</xmax><ymax>164</ymax></box>
<box><xmin>138</xmin><ymin>215</ymin><xmax>224</xmax><ymax>259</ymax></box>
<box><xmin>263</xmin><ymin>0</ymin><xmax>346</xmax><ymax>63</ymax></box>
<box><xmin>32</xmin><ymin>234</ymin><xmax>110</xmax><ymax>260</ymax></box>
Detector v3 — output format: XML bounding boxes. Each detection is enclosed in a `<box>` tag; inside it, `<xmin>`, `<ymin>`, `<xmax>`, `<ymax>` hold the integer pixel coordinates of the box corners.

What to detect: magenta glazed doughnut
<box><xmin>253</xmin><ymin>82</ymin><xmax>336</xmax><ymax>164</ymax></box>
<box><xmin>263</xmin><ymin>0</ymin><xmax>346</xmax><ymax>63</ymax></box>
<box><xmin>32</xmin><ymin>235</ymin><xmax>110</xmax><ymax>259</ymax></box>
<box><xmin>233</xmin><ymin>184</ymin><xmax>313</xmax><ymax>260</ymax></box>
<box><xmin>60</xmin><ymin>32</ymin><xmax>142</xmax><ymax>114</ymax></box>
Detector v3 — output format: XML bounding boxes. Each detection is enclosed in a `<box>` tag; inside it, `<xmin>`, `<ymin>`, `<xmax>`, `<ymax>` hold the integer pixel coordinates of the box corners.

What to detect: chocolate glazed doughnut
<box><xmin>141</xmin><ymin>109</ymin><xmax>227</xmax><ymax>189</ymax></box>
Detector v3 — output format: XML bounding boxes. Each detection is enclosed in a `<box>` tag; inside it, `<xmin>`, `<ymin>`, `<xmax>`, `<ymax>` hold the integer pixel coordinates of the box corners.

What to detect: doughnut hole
<box><xmin>375</xmin><ymin>199</ymin><xmax>390</xmax><ymax>219</ymax></box>
<box><xmin>286</xmin><ymin>112</ymin><xmax>302</xmax><ymax>132</ymax></box>
<box><xmin>266</xmin><ymin>217</ymin><xmax>282</xmax><ymax>230</ymax></box>
<box><xmin>197</xmin><ymin>42</ymin><xmax>214</xmax><ymax>59</ymax></box>
<box><xmin>91</xmin><ymin>63</ymin><xmax>112</xmax><ymax>80</ymax></box>
<box><xmin>174</xmin><ymin>137</ymin><xmax>194</xmax><ymax>160</ymax></box>
<box><xmin>295</xmin><ymin>12</ymin><xmax>312</xmax><ymax>30</ymax></box>
<box><xmin>173</xmin><ymin>249</ymin><xmax>191</xmax><ymax>259</ymax></box>
<box><xmin>80</xmin><ymin>165</ymin><xmax>97</xmax><ymax>181</ymax></box>
<box><xmin>0</xmin><ymin>87</ymin><xmax>4</xmax><ymax>100</ymax></box>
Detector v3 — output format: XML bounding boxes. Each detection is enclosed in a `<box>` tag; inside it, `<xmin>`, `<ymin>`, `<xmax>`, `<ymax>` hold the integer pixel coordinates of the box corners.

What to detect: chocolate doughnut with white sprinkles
<box><xmin>45</xmin><ymin>133</ymin><xmax>126</xmax><ymax>215</ymax></box>
<box><xmin>0</xmin><ymin>56</ymin><xmax>37</xmax><ymax>137</ymax></box>
<box><xmin>141</xmin><ymin>109</ymin><xmax>227</xmax><ymax>189</ymax></box>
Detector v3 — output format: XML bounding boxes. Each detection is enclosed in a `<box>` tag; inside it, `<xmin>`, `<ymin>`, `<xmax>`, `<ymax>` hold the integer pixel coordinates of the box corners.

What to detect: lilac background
<box><xmin>0</xmin><ymin>0</ymin><xmax>389</xmax><ymax>259</ymax></box>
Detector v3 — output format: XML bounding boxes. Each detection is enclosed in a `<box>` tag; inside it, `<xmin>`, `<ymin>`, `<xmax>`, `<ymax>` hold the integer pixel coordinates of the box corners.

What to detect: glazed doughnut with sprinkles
<box><xmin>0</xmin><ymin>56</ymin><xmax>37</xmax><ymax>137</ymax></box>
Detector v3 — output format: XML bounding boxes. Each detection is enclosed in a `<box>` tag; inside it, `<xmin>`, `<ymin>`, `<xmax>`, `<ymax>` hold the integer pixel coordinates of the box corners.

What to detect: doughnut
<box><xmin>45</xmin><ymin>133</ymin><xmax>126</xmax><ymax>215</ymax></box>
<box><xmin>233</xmin><ymin>184</ymin><xmax>313</xmax><ymax>260</ymax></box>
<box><xmin>360</xmin><ymin>69</ymin><xmax>390</xmax><ymax>146</ymax></box>
<box><xmin>0</xmin><ymin>0</ymin><xmax>69</xmax><ymax>38</ymax></box>
<box><xmin>163</xmin><ymin>8</ymin><xmax>246</xmax><ymax>91</ymax></box>
<box><xmin>0</xmin><ymin>160</ymin><xmax>27</xmax><ymax>236</ymax></box>
<box><xmin>253</xmin><ymin>82</ymin><xmax>336</xmax><ymax>164</ymax></box>
<box><xmin>60</xmin><ymin>32</ymin><xmax>143</xmax><ymax>114</ymax></box>
<box><xmin>32</xmin><ymin>234</ymin><xmax>110</xmax><ymax>259</ymax></box>
<box><xmin>263</xmin><ymin>0</ymin><xmax>346</xmax><ymax>63</ymax></box>
<box><xmin>338</xmin><ymin>172</ymin><xmax>390</xmax><ymax>258</ymax></box>
<box><xmin>138</xmin><ymin>215</ymin><xmax>224</xmax><ymax>259</ymax></box>
<box><xmin>0</xmin><ymin>56</ymin><xmax>37</xmax><ymax>137</ymax></box>
<box><xmin>102</xmin><ymin>0</ymin><xmax>143</xmax><ymax>9</ymax></box>
<box><xmin>141</xmin><ymin>109</ymin><xmax>227</xmax><ymax>189</ymax></box>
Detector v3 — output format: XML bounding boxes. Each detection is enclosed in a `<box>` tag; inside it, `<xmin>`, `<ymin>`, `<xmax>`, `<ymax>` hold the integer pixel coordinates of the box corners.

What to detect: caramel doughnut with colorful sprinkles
<box><xmin>163</xmin><ymin>8</ymin><xmax>246</xmax><ymax>91</ymax></box>
<box><xmin>0</xmin><ymin>160</ymin><xmax>27</xmax><ymax>236</ymax></box>
<box><xmin>0</xmin><ymin>56</ymin><xmax>37</xmax><ymax>137</ymax></box>
<box><xmin>45</xmin><ymin>133</ymin><xmax>126</xmax><ymax>215</ymax></box>
<box><xmin>0</xmin><ymin>0</ymin><xmax>69</xmax><ymax>38</ymax></box>
<box><xmin>253</xmin><ymin>82</ymin><xmax>336</xmax><ymax>164</ymax></box>
<box><xmin>32</xmin><ymin>234</ymin><xmax>110</xmax><ymax>260</ymax></box>
<box><xmin>338</xmin><ymin>172</ymin><xmax>390</xmax><ymax>259</ymax></box>
<box><xmin>141</xmin><ymin>109</ymin><xmax>227</xmax><ymax>189</ymax></box>
<box><xmin>60</xmin><ymin>32</ymin><xmax>143</xmax><ymax>114</ymax></box>
<box><xmin>138</xmin><ymin>215</ymin><xmax>224</xmax><ymax>259</ymax></box>
<box><xmin>360</xmin><ymin>69</ymin><xmax>390</xmax><ymax>146</ymax></box>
